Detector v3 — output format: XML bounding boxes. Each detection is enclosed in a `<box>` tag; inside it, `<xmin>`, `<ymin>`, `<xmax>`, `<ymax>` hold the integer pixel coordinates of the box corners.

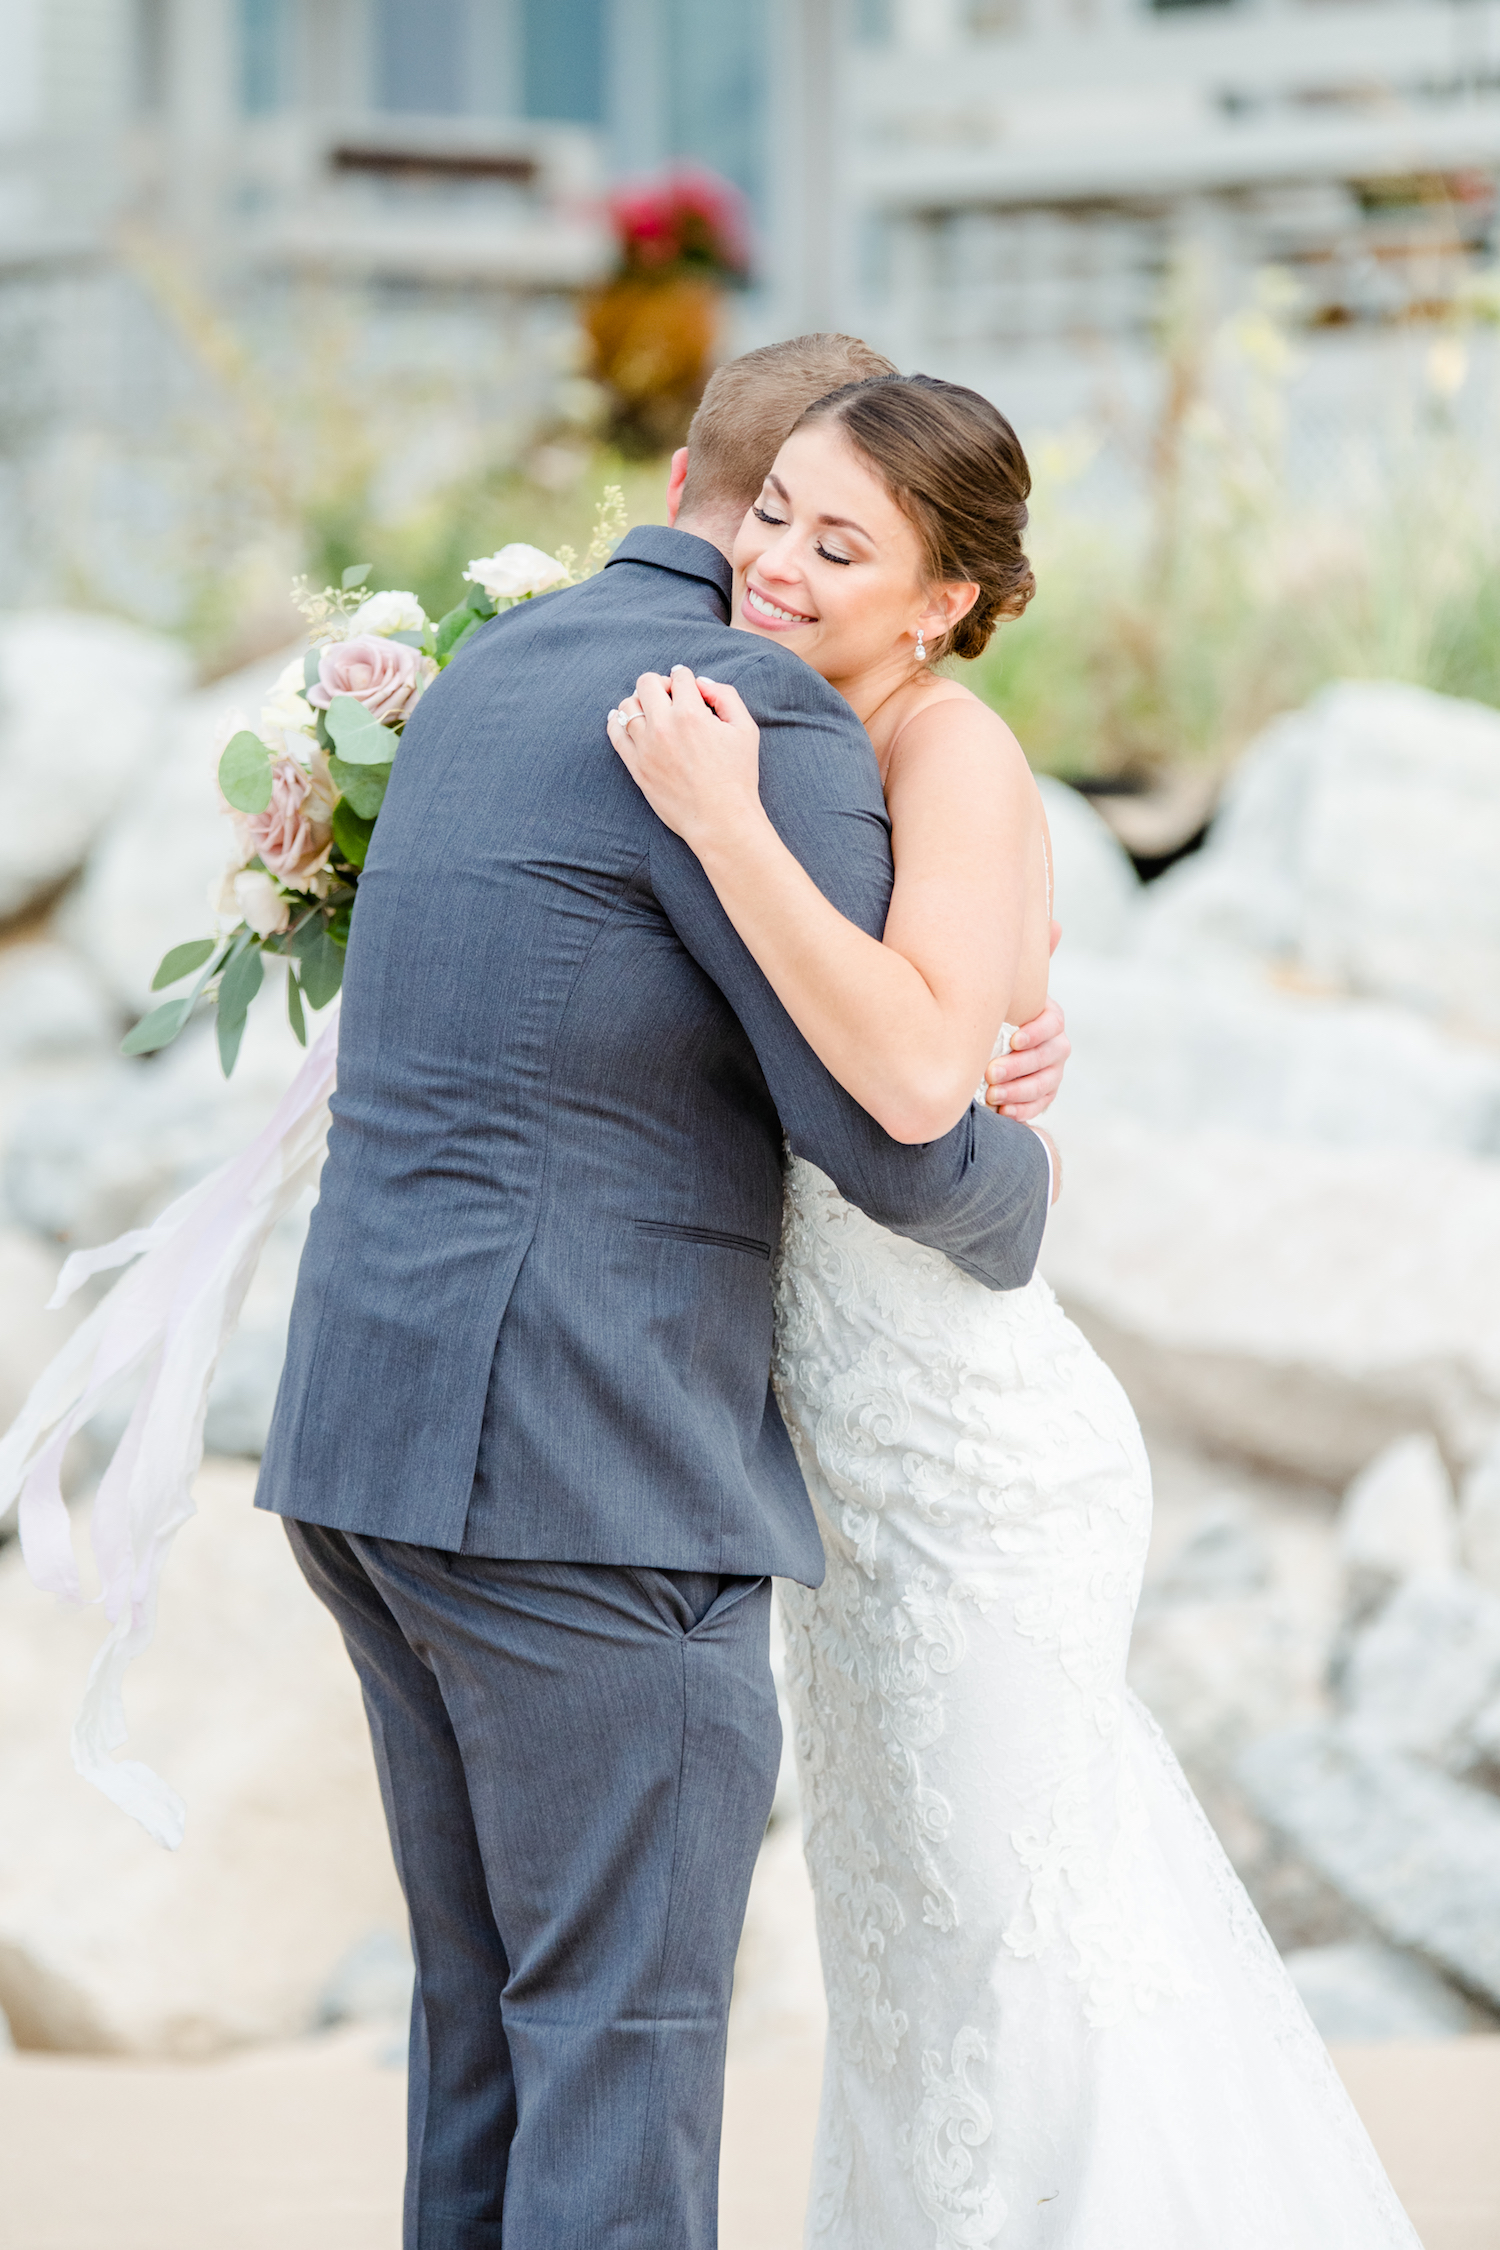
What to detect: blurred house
<box><xmin>841</xmin><ymin>1</ymin><xmax>1500</xmax><ymax>360</ymax></box>
<box><xmin>3</xmin><ymin>0</ymin><xmax>1500</xmax><ymax>614</ymax></box>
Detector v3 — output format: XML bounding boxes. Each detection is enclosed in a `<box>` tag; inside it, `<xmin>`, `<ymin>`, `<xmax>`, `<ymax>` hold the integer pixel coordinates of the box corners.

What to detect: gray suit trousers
<box><xmin>286</xmin><ymin>1521</ymin><xmax>780</xmax><ymax>2249</ymax></box>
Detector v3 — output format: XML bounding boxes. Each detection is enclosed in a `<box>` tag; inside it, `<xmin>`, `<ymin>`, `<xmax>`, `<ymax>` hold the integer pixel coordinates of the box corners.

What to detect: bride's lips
<box><xmin>742</xmin><ymin>581</ymin><xmax>817</xmax><ymax>632</ymax></box>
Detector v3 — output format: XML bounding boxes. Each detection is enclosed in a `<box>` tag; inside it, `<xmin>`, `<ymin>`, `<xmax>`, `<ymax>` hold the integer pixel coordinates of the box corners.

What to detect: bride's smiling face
<box><xmin>730</xmin><ymin>423</ymin><xmax>975</xmax><ymax>705</ymax></box>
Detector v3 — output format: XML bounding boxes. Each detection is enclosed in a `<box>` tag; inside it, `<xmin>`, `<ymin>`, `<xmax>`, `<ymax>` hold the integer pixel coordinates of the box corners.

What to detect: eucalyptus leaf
<box><xmin>299</xmin><ymin>929</ymin><xmax>345</xmax><ymax>1010</ymax></box>
<box><xmin>217</xmin><ymin>1005</ymin><xmax>248</xmax><ymax>1077</ymax></box>
<box><xmin>341</xmin><ymin>563</ymin><xmax>372</xmax><ymax>590</ymax></box>
<box><xmin>287</xmin><ymin>968</ymin><xmax>307</xmax><ymax>1047</ymax></box>
<box><xmin>151</xmin><ymin>938</ymin><xmax>216</xmax><ymax>990</ymax></box>
<box><xmin>331</xmin><ymin>797</ymin><xmax>377</xmax><ymax>869</ymax></box>
<box><xmin>437</xmin><ymin>611</ymin><xmax>483</xmax><ymax>668</ymax></box>
<box><xmin>218</xmin><ymin>730</ymin><xmax>273</xmax><ymax>814</ymax></box>
<box><xmin>387</xmin><ymin>628</ymin><xmax>426</xmax><ymax>648</ymax></box>
<box><xmin>121</xmin><ymin>993</ymin><xmax>195</xmax><ymax>1057</ymax></box>
<box><xmin>217</xmin><ymin>940</ymin><xmax>264</xmax><ymax>1030</ymax></box>
<box><xmin>326</xmin><ymin>694</ymin><xmax>395</xmax><ymax>765</ymax></box>
<box><xmin>435</xmin><ymin>603</ymin><xmax>478</xmax><ymax>663</ymax></box>
<box><xmin>303</xmin><ymin>645</ymin><xmax>323</xmax><ymax>693</ymax></box>
<box><xmin>465</xmin><ymin>583</ymin><xmax>496</xmax><ymax>618</ymax></box>
<box><xmin>328</xmin><ymin>755</ymin><xmax>391</xmax><ymax>818</ymax></box>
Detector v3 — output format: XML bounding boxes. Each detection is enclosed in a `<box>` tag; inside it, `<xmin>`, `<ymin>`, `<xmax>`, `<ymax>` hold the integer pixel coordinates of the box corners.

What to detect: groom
<box><xmin>257</xmin><ymin>331</ymin><xmax>1065</xmax><ymax>2248</ymax></box>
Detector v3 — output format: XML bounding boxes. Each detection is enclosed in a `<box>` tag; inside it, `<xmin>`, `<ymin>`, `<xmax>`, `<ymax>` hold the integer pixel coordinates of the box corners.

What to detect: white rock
<box><xmin>0</xmin><ymin>946</ymin><xmax>116</xmax><ymax>1073</ymax></box>
<box><xmin>1341</xmin><ymin>1571</ymin><xmax>1500</xmax><ymax>1771</ymax></box>
<box><xmin>1283</xmin><ymin>1941</ymin><xmax>1473</xmax><ymax>2041</ymax></box>
<box><xmin>1239</xmin><ymin>1723</ymin><xmax>1500</xmax><ymax>2007</ymax></box>
<box><xmin>0</xmin><ymin>1458</ymin><xmax>405</xmax><ymax>2055</ymax></box>
<box><xmin>315</xmin><ymin>1930</ymin><xmax>414</xmax><ymax>2030</ymax></box>
<box><xmin>1338</xmin><ymin>1436</ymin><xmax>1459</xmax><ymax>1622</ymax></box>
<box><xmin>61</xmin><ymin>647</ymin><xmax>298</xmax><ymax>1013</ymax></box>
<box><xmin>1138</xmin><ymin>681</ymin><xmax>1500</xmax><ymax>1037</ymax></box>
<box><xmin>4</xmin><ymin>992</ymin><xmax>313</xmax><ymax>1249</ymax></box>
<box><xmin>1047</xmin><ymin>954</ymin><xmax>1500</xmax><ymax>1157</ymax></box>
<box><xmin>1035</xmin><ymin>776</ymin><xmax>1141</xmax><ymax>956</ymax></box>
<box><xmin>1460</xmin><ymin>1430</ymin><xmax>1500</xmax><ymax>1598</ymax></box>
<box><xmin>0</xmin><ymin>613</ymin><xmax>190</xmax><ymax>921</ymax></box>
<box><xmin>1041</xmin><ymin>1120</ymin><xmax>1500</xmax><ymax>1484</ymax></box>
<box><xmin>0</xmin><ymin>1227</ymin><xmax>77</xmax><ymax>1446</ymax></box>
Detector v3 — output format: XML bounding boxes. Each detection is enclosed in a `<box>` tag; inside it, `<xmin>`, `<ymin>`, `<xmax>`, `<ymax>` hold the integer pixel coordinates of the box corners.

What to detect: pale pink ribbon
<box><xmin>0</xmin><ymin>1001</ymin><xmax>341</xmax><ymax>1848</ymax></box>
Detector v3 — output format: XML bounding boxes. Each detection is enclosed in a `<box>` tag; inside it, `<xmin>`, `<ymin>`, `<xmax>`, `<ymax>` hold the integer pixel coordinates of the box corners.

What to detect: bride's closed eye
<box><xmin>752</xmin><ymin>503</ymin><xmax>852</xmax><ymax>568</ymax></box>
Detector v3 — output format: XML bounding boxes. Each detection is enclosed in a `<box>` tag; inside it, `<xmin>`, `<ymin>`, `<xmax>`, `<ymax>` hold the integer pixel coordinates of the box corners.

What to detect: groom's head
<box><xmin>669</xmin><ymin>332</ymin><xmax>898</xmax><ymax>553</ymax></box>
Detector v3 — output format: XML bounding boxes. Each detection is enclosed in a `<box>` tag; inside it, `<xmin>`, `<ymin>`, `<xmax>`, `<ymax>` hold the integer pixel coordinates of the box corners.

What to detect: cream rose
<box><xmin>233</xmin><ymin>869</ymin><xmax>292</xmax><ymax>938</ymax></box>
<box><xmin>307</xmin><ymin>634</ymin><xmax>426</xmax><ymax>725</ymax></box>
<box><xmin>232</xmin><ymin>748</ymin><xmax>338</xmax><ymax>888</ymax></box>
<box><xmin>463</xmin><ymin>544</ymin><xmax>570</xmax><ymax>603</ymax></box>
<box><xmin>350</xmin><ymin>589</ymin><xmax>427</xmax><ymax>637</ymax></box>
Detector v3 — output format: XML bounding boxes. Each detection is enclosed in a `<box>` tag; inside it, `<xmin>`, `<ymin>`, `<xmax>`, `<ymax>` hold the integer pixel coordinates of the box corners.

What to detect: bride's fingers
<box><xmin>693</xmin><ymin>677</ymin><xmax>755</xmax><ymax>734</ymax></box>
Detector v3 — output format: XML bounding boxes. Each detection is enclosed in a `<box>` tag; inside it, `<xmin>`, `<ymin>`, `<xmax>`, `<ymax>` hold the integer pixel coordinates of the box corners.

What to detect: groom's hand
<box><xmin>985</xmin><ymin>926</ymin><xmax>1068</xmax><ymax>1120</ymax></box>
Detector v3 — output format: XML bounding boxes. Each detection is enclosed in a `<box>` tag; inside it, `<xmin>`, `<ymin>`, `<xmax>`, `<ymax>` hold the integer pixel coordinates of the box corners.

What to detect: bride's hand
<box><xmin>607</xmin><ymin>667</ymin><xmax>763</xmax><ymax>855</ymax></box>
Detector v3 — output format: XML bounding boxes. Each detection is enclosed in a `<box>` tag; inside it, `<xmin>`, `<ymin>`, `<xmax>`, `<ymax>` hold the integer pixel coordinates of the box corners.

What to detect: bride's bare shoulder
<box><xmin>880</xmin><ymin>678</ymin><xmax>1033</xmax><ymax>796</ymax></box>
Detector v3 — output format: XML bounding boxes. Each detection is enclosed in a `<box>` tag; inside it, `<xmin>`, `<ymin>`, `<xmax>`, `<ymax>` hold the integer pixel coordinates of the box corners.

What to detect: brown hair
<box><xmin>679</xmin><ymin>333</ymin><xmax>898</xmax><ymax>520</ymax></box>
<box><xmin>796</xmin><ymin>374</ymin><xmax>1035</xmax><ymax>661</ymax></box>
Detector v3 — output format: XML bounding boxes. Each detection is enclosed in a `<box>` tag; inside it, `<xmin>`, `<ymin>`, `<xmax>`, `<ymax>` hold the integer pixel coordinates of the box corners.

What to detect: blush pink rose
<box><xmin>235</xmin><ymin>751</ymin><xmax>337</xmax><ymax>887</ymax></box>
<box><xmin>307</xmin><ymin>633</ymin><xmax>425</xmax><ymax>724</ymax></box>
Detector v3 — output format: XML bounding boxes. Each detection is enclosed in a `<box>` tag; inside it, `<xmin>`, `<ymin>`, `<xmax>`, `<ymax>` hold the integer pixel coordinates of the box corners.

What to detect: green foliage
<box><xmin>286</xmin><ymin>968</ymin><xmax>307</xmax><ymax>1047</ymax></box>
<box><xmin>151</xmin><ymin>938</ymin><xmax>217</xmax><ymax>990</ymax></box>
<box><xmin>331</xmin><ymin>797</ymin><xmax>377</xmax><ymax>869</ymax></box>
<box><xmin>295</xmin><ymin>923</ymin><xmax>345</xmax><ymax>1009</ymax></box>
<box><xmin>325</xmin><ymin>695</ymin><xmax>394</xmax><ymax>764</ymax></box>
<box><xmin>215</xmin><ymin>941</ymin><xmax>264</xmax><ymax>1077</ymax></box>
<box><xmin>328</xmin><ymin>755</ymin><xmax>391</xmax><ymax>817</ymax></box>
<box><xmin>218</xmin><ymin>730</ymin><xmax>273</xmax><ymax>813</ymax></box>
<box><xmin>122</xmin><ymin>993</ymin><xmax>197</xmax><ymax>1057</ymax></box>
<box><xmin>435</xmin><ymin>605</ymin><xmax>483</xmax><ymax>666</ymax></box>
<box><xmin>965</xmin><ymin>271</ymin><xmax>1500</xmax><ymax>778</ymax></box>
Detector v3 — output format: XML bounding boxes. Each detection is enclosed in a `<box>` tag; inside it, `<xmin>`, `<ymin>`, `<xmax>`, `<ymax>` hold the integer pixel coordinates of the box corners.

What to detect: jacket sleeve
<box><xmin>646</xmin><ymin>651</ymin><xmax>1050</xmax><ymax>1292</ymax></box>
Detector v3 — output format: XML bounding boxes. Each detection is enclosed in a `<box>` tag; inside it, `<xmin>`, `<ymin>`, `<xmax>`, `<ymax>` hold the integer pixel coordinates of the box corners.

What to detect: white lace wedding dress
<box><xmin>772</xmin><ymin>1070</ymin><xmax>1421</xmax><ymax>2250</ymax></box>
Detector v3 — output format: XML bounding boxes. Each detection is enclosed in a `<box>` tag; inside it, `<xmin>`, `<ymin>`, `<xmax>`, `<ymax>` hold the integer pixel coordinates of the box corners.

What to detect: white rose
<box><xmin>232</xmin><ymin>868</ymin><xmax>292</xmax><ymax>938</ymax></box>
<box><xmin>255</xmin><ymin>660</ymin><xmax>318</xmax><ymax>746</ymax></box>
<box><xmin>463</xmin><ymin>544</ymin><xmax>571</xmax><ymax>603</ymax></box>
<box><xmin>350</xmin><ymin>589</ymin><xmax>428</xmax><ymax>637</ymax></box>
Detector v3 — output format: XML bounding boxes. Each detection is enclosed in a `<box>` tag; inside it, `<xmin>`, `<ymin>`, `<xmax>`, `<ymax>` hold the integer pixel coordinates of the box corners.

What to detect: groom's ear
<box><xmin>665</xmin><ymin>448</ymin><xmax>690</xmax><ymax>525</ymax></box>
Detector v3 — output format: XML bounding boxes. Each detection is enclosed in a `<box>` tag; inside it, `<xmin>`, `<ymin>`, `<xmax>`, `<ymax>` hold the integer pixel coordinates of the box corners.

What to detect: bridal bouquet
<box><xmin>127</xmin><ymin>487</ymin><xmax>628</xmax><ymax>1075</ymax></box>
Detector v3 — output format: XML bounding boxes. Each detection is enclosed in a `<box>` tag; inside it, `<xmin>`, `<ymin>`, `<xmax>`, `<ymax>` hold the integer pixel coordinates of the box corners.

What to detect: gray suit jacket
<box><xmin>256</xmin><ymin>527</ymin><xmax>1049</xmax><ymax>1581</ymax></box>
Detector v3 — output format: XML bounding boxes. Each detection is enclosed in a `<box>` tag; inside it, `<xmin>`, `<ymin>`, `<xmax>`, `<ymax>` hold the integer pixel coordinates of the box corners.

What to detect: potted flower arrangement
<box><xmin>583</xmin><ymin>166</ymin><xmax>752</xmax><ymax>456</ymax></box>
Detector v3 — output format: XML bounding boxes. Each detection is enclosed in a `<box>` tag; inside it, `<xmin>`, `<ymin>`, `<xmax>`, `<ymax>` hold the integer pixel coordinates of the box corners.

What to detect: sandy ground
<box><xmin>1</xmin><ymin>2025</ymin><xmax>1497</xmax><ymax>2250</ymax></box>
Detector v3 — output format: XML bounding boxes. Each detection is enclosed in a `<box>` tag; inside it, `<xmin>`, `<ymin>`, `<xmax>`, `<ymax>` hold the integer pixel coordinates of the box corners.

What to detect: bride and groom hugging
<box><xmin>256</xmin><ymin>335</ymin><xmax>1417</xmax><ymax>2248</ymax></box>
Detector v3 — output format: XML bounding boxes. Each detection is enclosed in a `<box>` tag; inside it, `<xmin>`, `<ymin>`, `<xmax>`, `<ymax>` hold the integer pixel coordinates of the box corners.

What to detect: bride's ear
<box><xmin>918</xmin><ymin>580</ymin><xmax>981</xmax><ymax>647</ymax></box>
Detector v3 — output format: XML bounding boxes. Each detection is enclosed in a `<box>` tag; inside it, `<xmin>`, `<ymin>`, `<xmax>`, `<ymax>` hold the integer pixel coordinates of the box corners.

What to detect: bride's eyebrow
<box><xmin>765</xmin><ymin>472</ymin><xmax>873</xmax><ymax>545</ymax></box>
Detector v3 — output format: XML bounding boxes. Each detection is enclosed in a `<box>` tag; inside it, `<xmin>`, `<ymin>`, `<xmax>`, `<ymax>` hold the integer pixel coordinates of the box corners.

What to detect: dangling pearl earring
<box><xmin>915</xmin><ymin>628</ymin><xmax>926</xmax><ymax>663</ymax></box>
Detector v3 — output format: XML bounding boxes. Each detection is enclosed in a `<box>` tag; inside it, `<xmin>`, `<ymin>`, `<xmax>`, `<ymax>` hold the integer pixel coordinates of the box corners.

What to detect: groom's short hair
<box><xmin>679</xmin><ymin>333</ymin><xmax>898</xmax><ymax>519</ymax></box>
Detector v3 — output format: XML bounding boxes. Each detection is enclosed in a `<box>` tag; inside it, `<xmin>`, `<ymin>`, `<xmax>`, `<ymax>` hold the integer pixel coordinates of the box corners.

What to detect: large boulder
<box><xmin>1040</xmin><ymin>1120</ymin><xmax>1500</xmax><ymax>1484</ymax></box>
<box><xmin>0</xmin><ymin>1457</ymin><xmax>405</xmax><ymax>2055</ymax></box>
<box><xmin>1137</xmin><ymin>681</ymin><xmax>1500</xmax><ymax>1037</ymax></box>
<box><xmin>3</xmin><ymin>992</ymin><xmax>314</xmax><ymax>1251</ymax></box>
<box><xmin>1337</xmin><ymin>1435</ymin><xmax>1459</xmax><ymax>1625</ymax></box>
<box><xmin>0</xmin><ymin>1227</ymin><xmax>76</xmax><ymax>1445</ymax></box>
<box><xmin>0</xmin><ymin>613</ymin><xmax>190</xmax><ymax>923</ymax></box>
<box><xmin>61</xmin><ymin>648</ymin><xmax>297</xmax><ymax>1012</ymax></box>
<box><xmin>1035</xmin><ymin>776</ymin><xmax>1141</xmax><ymax>955</ymax></box>
<box><xmin>1239</xmin><ymin>1723</ymin><xmax>1500</xmax><ymax>2009</ymax></box>
<box><xmin>1047</xmin><ymin>954</ymin><xmax>1500</xmax><ymax>1156</ymax></box>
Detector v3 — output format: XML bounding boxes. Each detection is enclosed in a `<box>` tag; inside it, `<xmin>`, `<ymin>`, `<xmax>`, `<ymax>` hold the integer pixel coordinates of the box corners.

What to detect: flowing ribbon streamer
<box><xmin>0</xmin><ymin>1001</ymin><xmax>341</xmax><ymax>1848</ymax></box>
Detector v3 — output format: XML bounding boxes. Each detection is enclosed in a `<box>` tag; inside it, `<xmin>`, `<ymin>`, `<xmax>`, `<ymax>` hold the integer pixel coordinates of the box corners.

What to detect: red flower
<box><xmin>607</xmin><ymin>166</ymin><xmax>753</xmax><ymax>283</ymax></box>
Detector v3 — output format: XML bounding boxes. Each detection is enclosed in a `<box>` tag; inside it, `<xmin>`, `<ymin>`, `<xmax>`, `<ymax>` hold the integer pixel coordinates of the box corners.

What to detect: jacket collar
<box><xmin>606</xmin><ymin>524</ymin><xmax>734</xmax><ymax>610</ymax></box>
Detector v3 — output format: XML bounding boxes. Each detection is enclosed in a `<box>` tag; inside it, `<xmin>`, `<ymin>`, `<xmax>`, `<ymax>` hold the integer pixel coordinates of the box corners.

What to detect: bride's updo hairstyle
<box><xmin>793</xmin><ymin>373</ymin><xmax>1035</xmax><ymax>661</ymax></box>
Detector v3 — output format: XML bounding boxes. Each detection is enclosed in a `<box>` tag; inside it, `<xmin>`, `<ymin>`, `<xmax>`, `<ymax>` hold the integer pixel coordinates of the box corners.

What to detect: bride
<box><xmin>606</xmin><ymin>375</ymin><xmax>1418</xmax><ymax>2249</ymax></box>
